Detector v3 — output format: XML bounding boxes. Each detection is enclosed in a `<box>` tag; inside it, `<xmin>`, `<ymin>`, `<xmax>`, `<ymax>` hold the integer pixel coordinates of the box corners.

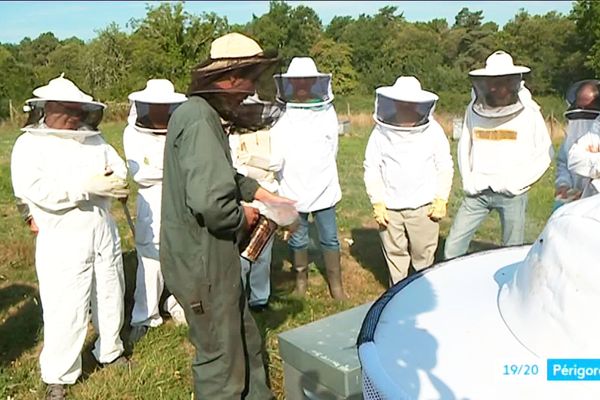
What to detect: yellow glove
<box><xmin>428</xmin><ymin>198</ymin><xmax>447</xmax><ymax>221</ymax></box>
<box><xmin>372</xmin><ymin>202</ymin><xmax>389</xmax><ymax>227</ymax></box>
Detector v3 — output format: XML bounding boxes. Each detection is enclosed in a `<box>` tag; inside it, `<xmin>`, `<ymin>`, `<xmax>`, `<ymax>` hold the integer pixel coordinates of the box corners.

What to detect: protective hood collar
<box><xmin>373</xmin><ymin>76</ymin><xmax>437</xmax><ymax>130</ymax></box>
<box><xmin>471</xmin><ymin>81</ymin><xmax>538</xmax><ymax>118</ymax></box>
<box><xmin>375</xmin><ymin>120</ymin><xmax>430</xmax><ymax>136</ymax></box>
<box><xmin>23</xmin><ymin>74</ymin><xmax>105</xmax><ymax>138</ymax></box>
<box><xmin>274</xmin><ymin>57</ymin><xmax>334</xmax><ymax>107</ymax></box>
<box><xmin>23</xmin><ymin>123</ymin><xmax>101</xmax><ymax>139</ymax></box>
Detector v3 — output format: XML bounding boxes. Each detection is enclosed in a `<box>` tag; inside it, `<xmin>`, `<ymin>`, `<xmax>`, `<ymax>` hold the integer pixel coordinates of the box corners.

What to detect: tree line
<box><xmin>1</xmin><ymin>0</ymin><xmax>599</xmax><ymax>120</ymax></box>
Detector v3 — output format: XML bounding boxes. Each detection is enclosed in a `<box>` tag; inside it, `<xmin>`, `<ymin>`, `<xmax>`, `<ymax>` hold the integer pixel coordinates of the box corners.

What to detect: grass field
<box><xmin>0</xmin><ymin>117</ymin><xmax>556</xmax><ymax>399</ymax></box>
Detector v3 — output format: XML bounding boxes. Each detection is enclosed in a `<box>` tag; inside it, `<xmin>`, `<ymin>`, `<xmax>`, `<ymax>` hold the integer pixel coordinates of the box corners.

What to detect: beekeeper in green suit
<box><xmin>160</xmin><ymin>33</ymin><xmax>293</xmax><ymax>399</ymax></box>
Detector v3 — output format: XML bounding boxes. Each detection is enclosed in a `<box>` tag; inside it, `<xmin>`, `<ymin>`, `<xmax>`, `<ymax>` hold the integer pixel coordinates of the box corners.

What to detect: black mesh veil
<box><xmin>564</xmin><ymin>80</ymin><xmax>600</xmax><ymax>120</ymax></box>
<box><xmin>188</xmin><ymin>51</ymin><xmax>281</xmax><ymax>131</ymax></box>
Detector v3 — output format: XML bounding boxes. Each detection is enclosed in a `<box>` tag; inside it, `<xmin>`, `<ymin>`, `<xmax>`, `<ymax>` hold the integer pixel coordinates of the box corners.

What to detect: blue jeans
<box><xmin>288</xmin><ymin>206</ymin><xmax>340</xmax><ymax>252</ymax></box>
<box><xmin>443</xmin><ymin>190</ymin><xmax>528</xmax><ymax>259</ymax></box>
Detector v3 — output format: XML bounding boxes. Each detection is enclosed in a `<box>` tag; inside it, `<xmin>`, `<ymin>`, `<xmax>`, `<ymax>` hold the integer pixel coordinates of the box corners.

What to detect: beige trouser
<box><xmin>379</xmin><ymin>205</ymin><xmax>439</xmax><ymax>286</ymax></box>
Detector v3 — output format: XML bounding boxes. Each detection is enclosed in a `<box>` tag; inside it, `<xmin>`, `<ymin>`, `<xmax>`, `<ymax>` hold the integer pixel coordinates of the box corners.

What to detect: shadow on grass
<box><xmin>349</xmin><ymin>228</ymin><xmax>388</xmax><ymax>287</ymax></box>
<box><xmin>0</xmin><ymin>283</ymin><xmax>41</xmax><ymax>368</ymax></box>
<box><xmin>254</xmin><ymin>234</ymin><xmax>305</xmax><ymax>332</ymax></box>
<box><xmin>351</xmin><ymin>229</ymin><xmax>500</xmax><ymax>287</ymax></box>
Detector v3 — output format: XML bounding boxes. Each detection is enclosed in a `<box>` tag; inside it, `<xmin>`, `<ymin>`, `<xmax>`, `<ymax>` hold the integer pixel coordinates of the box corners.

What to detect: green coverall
<box><xmin>160</xmin><ymin>96</ymin><xmax>273</xmax><ymax>399</ymax></box>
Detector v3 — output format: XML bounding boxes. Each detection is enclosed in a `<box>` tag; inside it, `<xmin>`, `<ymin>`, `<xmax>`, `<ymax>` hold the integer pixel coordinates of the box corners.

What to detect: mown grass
<box><xmin>0</xmin><ymin>116</ymin><xmax>556</xmax><ymax>399</ymax></box>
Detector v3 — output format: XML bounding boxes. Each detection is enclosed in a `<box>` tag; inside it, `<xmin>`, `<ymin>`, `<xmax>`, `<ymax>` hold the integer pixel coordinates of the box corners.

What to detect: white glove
<box><xmin>83</xmin><ymin>174</ymin><xmax>130</xmax><ymax>199</ymax></box>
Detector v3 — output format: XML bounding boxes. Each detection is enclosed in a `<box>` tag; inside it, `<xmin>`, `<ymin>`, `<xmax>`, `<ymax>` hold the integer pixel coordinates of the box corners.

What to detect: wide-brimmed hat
<box><xmin>375</xmin><ymin>76</ymin><xmax>438</xmax><ymax>103</ymax></box>
<box><xmin>188</xmin><ymin>33</ymin><xmax>279</xmax><ymax>96</ymax></box>
<box><xmin>372</xmin><ymin>76</ymin><xmax>438</xmax><ymax>130</ymax></box>
<box><xmin>280</xmin><ymin>57</ymin><xmax>328</xmax><ymax>78</ymax></box>
<box><xmin>128</xmin><ymin>79</ymin><xmax>187</xmax><ymax>104</ymax></box>
<box><xmin>469</xmin><ymin>50</ymin><xmax>531</xmax><ymax>77</ymax></box>
<box><xmin>273</xmin><ymin>57</ymin><xmax>333</xmax><ymax>107</ymax></box>
<box><xmin>27</xmin><ymin>73</ymin><xmax>106</xmax><ymax>108</ymax></box>
<box><xmin>358</xmin><ymin>195</ymin><xmax>600</xmax><ymax>399</ymax></box>
<box><xmin>23</xmin><ymin>74</ymin><xmax>105</xmax><ymax>138</ymax></box>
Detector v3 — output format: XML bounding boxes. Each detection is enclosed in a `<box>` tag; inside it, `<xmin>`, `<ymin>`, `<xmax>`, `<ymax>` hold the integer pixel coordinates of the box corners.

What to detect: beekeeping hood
<box><xmin>564</xmin><ymin>79</ymin><xmax>600</xmax><ymax>121</ymax></box>
<box><xmin>188</xmin><ymin>32</ymin><xmax>280</xmax><ymax>131</ymax></box>
<box><xmin>469</xmin><ymin>51</ymin><xmax>531</xmax><ymax>119</ymax></box>
<box><xmin>23</xmin><ymin>73</ymin><xmax>106</xmax><ymax>138</ymax></box>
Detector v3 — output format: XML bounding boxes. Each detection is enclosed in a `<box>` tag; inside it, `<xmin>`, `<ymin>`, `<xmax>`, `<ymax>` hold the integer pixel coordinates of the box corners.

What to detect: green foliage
<box><xmin>310</xmin><ymin>38</ymin><xmax>357</xmax><ymax>95</ymax></box>
<box><xmin>339</xmin><ymin>7</ymin><xmax>405</xmax><ymax>91</ymax></box>
<box><xmin>245</xmin><ymin>1</ymin><xmax>322</xmax><ymax>65</ymax></box>
<box><xmin>571</xmin><ymin>0</ymin><xmax>600</xmax><ymax>76</ymax></box>
<box><xmin>128</xmin><ymin>3</ymin><xmax>229</xmax><ymax>92</ymax></box>
<box><xmin>499</xmin><ymin>10</ymin><xmax>582</xmax><ymax>95</ymax></box>
<box><xmin>0</xmin><ymin>1</ymin><xmax>597</xmax><ymax>121</ymax></box>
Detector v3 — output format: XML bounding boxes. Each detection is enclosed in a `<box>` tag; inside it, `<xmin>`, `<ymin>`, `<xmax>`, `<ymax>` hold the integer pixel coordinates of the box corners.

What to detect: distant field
<box><xmin>0</xmin><ymin>119</ymin><xmax>555</xmax><ymax>399</ymax></box>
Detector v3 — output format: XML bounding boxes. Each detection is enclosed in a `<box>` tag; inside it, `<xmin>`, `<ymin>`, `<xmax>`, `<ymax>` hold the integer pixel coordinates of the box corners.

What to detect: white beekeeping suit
<box><xmin>270</xmin><ymin>56</ymin><xmax>346</xmax><ymax>299</ymax></box>
<box><xmin>364</xmin><ymin>76</ymin><xmax>453</xmax><ymax>285</ymax></box>
<box><xmin>444</xmin><ymin>51</ymin><xmax>554</xmax><ymax>261</ymax></box>
<box><xmin>364</xmin><ymin>77</ymin><xmax>453</xmax><ymax>210</ymax></box>
<box><xmin>568</xmin><ymin>115</ymin><xmax>600</xmax><ymax>198</ymax></box>
<box><xmin>556</xmin><ymin>80</ymin><xmax>600</xmax><ymax>205</ymax></box>
<box><xmin>272</xmin><ymin>104</ymin><xmax>341</xmax><ymax>211</ymax></box>
<box><xmin>10</xmin><ymin>74</ymin><xmax>129</xmax><ymax>395</ymax></box>
<box><xmin>458</xmin><ymin>77</ymin><xmax>552</xmax><ymax>197</ymax></box>
<box><xmin>123</xmin><ymin>79</ymin><xmax>187</xmax><ymax>338</ymax></box>
<box><xmin>229</xmin><ymin>97</ymin><xmax>283</xmax><ymax>307</ymax></box>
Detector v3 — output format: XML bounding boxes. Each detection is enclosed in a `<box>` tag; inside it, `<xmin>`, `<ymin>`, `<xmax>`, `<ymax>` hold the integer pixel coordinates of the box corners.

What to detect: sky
<box><xmin>0</xmin><ymin>1</ymin><xmax>574</xmax><ymax>44</ymax></box>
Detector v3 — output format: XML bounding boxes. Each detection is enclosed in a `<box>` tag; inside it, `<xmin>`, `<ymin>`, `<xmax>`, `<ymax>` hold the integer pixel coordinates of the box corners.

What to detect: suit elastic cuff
<box><xmin>240</xmin><ymin>180</ymin><xmax>260</xmax><ymax>203</ymax></box>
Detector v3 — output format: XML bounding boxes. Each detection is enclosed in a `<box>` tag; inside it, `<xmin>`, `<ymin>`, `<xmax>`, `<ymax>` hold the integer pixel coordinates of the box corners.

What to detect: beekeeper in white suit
<box><xmin>11</xmin><ymin>74</ymin><xmax>129</xmax><ymax>400</ymax></box>
<box><xmin>124</xmin><ymin>79</ymin><xmax>187</xmax><ymax>343</ymax></box>
<box><xmin>564</xmin><ymin>82</ymin><xmax>600</xmax><ymax>199</ymax></box>
<box><xmin>271</xmin><ymin>57</ymin><xmax>346</xmax><ymax>299</ymax></box>
<box><xmin>229</xmin><ymin>95</ymin><xmax>283</xmax><ymax>310</ymax></box>
<box><xmin>364</xmin><ymin>76</ymin><xmax>453</xmax><ymax>286</ymax></box>
<box><xmin>554</xmin><ymin>80</ymin><xmax>600</xmax><ymax>208</ymax></box>
<box><xmin>444</xmin><ymin>51</ymin><xmax>553</xmax><ymax>260</ymax></box>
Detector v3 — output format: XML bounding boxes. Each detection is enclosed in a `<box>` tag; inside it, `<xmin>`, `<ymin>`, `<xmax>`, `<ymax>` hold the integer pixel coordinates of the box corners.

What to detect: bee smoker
<box><xmin>240</xmin><ymin>215</ymin><xmax>278</xmax><ymax>262</ymax></box>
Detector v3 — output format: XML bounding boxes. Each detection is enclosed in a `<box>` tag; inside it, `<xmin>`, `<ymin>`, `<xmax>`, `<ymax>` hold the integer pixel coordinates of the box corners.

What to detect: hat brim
<box><xmin>26</xmin><ymin>97</ymin><xmax>106</xmax><ymax>109</ymax></box>
<box><xmin>375</xmin><ymin>86</ymin><xmax>439</xmax><ymax>103</ymax></box>
<box><xmin>278</xmin><ymin>72</ymin><xmax>330</xmax><ymax>78</ymax></box>
<box><xmin>128</xmin><ymin>91</ymin><xmax>187</xmax><ymax>104</ymax></box>
<box><xmin>469</xmin><ymin>65</ymin><xmax>531</xmax><ymax>76</ymax></box>
<box><xmin>358</xmin><ymin>246</ymin><xmax>597</xmax><ymax>399</ymax></box>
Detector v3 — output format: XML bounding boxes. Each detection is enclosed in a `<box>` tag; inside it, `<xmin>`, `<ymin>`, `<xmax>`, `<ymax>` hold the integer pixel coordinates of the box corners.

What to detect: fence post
<box><xmin>9</xmin><ymin>99</ymin><xmax>14</xmax><ymax>123</ymax></box>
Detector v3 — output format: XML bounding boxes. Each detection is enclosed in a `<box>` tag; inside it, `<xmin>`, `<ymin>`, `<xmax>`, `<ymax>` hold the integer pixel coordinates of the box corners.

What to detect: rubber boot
<box><xmin>323</xmin><ymin>250</ymin><xmax>348</xmax><ymax>300</ymax></box>
<box><xmin>45</xmin><ymin>384</ymin><xmax>66</xmax><ymax>400</ymax></box>
<box><xmin>292</xmin><ymin>249</ymin><xmax>309</xmax><ymax>296</ymax></box>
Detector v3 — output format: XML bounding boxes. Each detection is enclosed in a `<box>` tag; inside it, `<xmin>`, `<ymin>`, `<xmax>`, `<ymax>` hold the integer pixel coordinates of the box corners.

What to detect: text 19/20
<box><xmin>503</xmin><ymin>364</ymin><xmax>539</xmax><ymax>375</ymax></box>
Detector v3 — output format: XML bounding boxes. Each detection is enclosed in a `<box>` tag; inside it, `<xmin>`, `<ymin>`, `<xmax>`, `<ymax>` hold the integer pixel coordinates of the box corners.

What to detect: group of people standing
<box><xmin>9</xmin><ymin>30</ymin><xmax>600</xmax><ymax>400</ymax></box>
